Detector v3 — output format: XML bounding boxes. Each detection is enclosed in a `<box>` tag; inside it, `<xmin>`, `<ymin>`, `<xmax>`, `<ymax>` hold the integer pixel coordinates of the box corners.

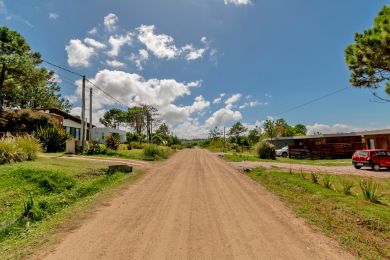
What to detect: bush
<box><xmin>256</xmin><ymin>141</ymin><xmax>276</xmax><ymax>159</ymax></box>
<box><xmin>171</xmin><ymin>144</ymin><xmax>182</xmax><ymax>150</ymax></box>
<box><xmin>341</xmin><ymin>179</ymin><xmax>354</xmax><ymax>195</ymax></box>
<box><xmin>105</xmin><ymin>135</ymin><xmax>120</xmax><ymax>150</ymax></box>
<box><xmin>14</xmin><ymin>135</ymin><xmax>41</xmax><ymax>160</ymax></box>
<box><xmin>143</xmin><ymin>144</ymin><xmax>169</xmax><ymax>160</ymax></box>
<box><xmin>322</xmin><ymin>175</ymin><xmax>332</xmax><ymax>189</ymax></box>
<box><xmin>34</xmin><ymin>126</ymin><xmax>68</xmax><ymax>152</ymax></box>
<box><xmin>0</xmin><ymin>109</ymin><xmax>56</xmax><ymax>133</ymax></box>
<box><xmin>360</xmin><ymin>179</ymin><xmax>383</xmax><ymax>204</ymax></box>
<box><xmin>128</xmin><ymin>142</ymin><xmax>143</xmax><ymax>150</ymax></box>
<box><xmin>0</xmin><ymin>135</ymin><xmax>41</xmax><ymax>164</ymax></box>
<box><xmin>87</xmin><ymin>142</ymin><xmax>107</xmax><ymax>155</ymax></box>
<box><xmin>311</xmin><ymin>173</ymin><xmax>319</xmax><ymax>184</ymax></box>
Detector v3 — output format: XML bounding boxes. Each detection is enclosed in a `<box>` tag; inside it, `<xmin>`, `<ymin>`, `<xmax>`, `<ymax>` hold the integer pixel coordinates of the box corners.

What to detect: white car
<box><xmin>276</xmin><ymin>146</ymin><xmax>289</xmax><ymax>157</ymax></box>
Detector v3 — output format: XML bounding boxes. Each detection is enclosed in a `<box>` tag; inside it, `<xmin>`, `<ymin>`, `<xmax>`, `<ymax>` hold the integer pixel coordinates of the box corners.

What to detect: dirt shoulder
<box><xmin>230</xmin><ymin>161</ymin><xmax>390</xmax><ymax>179</ymax></box>
<box><xmin>38</xmin><ymin>149</ymin><xmax>352</xmax><ymax>259</ymax></box>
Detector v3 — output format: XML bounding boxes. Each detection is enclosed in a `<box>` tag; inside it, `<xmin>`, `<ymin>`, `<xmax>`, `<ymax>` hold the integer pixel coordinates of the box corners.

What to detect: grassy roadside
<box><xmin>0</xmin><ymin>157</ymin><xmax>145</xmax><ymax>259</ymax></box>
<box><xmin>223</xmin><ymin>153</ymin><xmax>352</xmax><ymax>167</ymax></box>
<box><xmin>246</xmin><ymin>167</ymin><xmax>390</xmax><ymax>259</ymax></box>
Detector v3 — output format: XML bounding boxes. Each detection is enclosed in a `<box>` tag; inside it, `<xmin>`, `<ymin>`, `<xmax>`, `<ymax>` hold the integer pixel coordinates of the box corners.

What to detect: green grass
<box><xmin>246</xmin><ymin>167</ymin><xmax>390</xmax><ymax>259</ymax></box>
<box><xmin>0</xmin><ymin>157</ymin><xmax>143</xmax><ymax>258</ymax></box>
<box><xmin>224</xmin><ymin>153</ymin><xmax>351</xmax><ymax>166</ymax></box>
<box><xmin>93</xmin><ymin>146</ymin><xmax>174</xmax><ymax>161</ymax></box>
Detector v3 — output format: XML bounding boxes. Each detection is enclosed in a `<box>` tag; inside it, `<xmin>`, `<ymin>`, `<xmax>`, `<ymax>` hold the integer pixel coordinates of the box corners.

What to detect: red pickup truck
<box><xmin>352</xmin><ymin>149</ymin><xmax>390</xmax><ymax>171</ymax></box>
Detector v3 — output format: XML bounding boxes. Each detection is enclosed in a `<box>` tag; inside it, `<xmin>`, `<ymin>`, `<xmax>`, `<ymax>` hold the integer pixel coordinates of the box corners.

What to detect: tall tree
<box><xmin>263</xmin><ymin>119</ymin><xmax>276</xmax><ymax>140</ymax></box>
<box><xmin>0</xmin><ymin>26</ymin><xmax>70</xmax><ymax>111</ymax></box>
<box><xmin>142</xmin><ymin>104</ymin><xmax>158</xmax><ymax>143</ymax></box>
<box><xmin>228</xmin><ymin>122</ymin><xmax>248</xmax><ymax>144</ymax></box>
<box><xmin>0</xmin><ymin>26</ymin><xmax>40</xmax><ymax>108</ymax></box>
<box><xmin>294</xmin><ymin>124</ymin><xmax>307</xmax><ymax>136</ymax></box>
<box><xmin>156</xmin><ymin>122</ymin><xmax>170</xmax><ymax>137</ymax></box>
<box><xmin>345</xmin><ymin>6</ymin><xmax>390</xmax><ymax>101</ymax></box>
<box><xmin>247</xmin><ymin>127</ymin><xmax>261</xmax><ymax>145</ymax></box>
<box><xmin>208</xmin><ymin>126</ymin><xmax>222</xmax><ymax>140</ymax></box>
<box><xmin>127</xmin><ymin>106</ymin><xmax>145</xmax><ymax>134</ymax></box>
<box><xmin>99</xmin><ymin>108</ymin><xmax>125</xmax><ymax>129</ymax></box>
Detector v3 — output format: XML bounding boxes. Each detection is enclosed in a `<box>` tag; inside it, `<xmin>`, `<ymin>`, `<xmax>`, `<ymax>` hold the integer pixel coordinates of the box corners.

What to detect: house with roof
<box><xmin>269</xmin><ymin>129</ymin><xmax>390</xmax><ymax>159</ymax></box>
<box><xmin>35</xmin><ymin>108</ymin><xmax>94</xmax><ymax>141</ymax></box>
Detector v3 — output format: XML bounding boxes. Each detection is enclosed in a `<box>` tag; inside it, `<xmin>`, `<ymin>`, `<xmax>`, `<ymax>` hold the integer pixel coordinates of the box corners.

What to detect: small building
<box><xmin>91</xmin><ymin>127</ymin><xmax>127</xmax><ymax>143</ymax></box>
<box><xmin>269</xmin><ymin>129</ymin><xmax>390</xmax><ymax>159</ymax></box>
<box><xmin>36</xmin><ymin>108</ymin><xmax>94</xmax><ymax>141</ymax></box>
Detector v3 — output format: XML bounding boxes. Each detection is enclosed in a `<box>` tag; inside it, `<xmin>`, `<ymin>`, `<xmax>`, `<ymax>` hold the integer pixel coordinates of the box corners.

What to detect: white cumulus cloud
<box><xmin>106</xmin><ymin>33</ymin><xmax>132</xmax><ymax>57</ymax></box>
<box><xmin>225</xmin><ymin>93</ymin><xmax>242</xmax><ymax>109</ymax></box>
<box><xmin>65</xmin><ymin>39</ymin><xmax>95</xmax><ymax>67</ymax></box>
<box><xmin>48</xmin><ymin>12</ymin><xmax>59</xmax><ymax>20</ymax></box>
<box><xmin>104</xmin><ymin>13</ymin><xmax>118</xmax><ymax>32</ymax></box>
<box><xmin>224</xmin><ymin>0</ymin><xmax>252</xmax><ymax>6</ymax></box>
<box><xmin>137</xmin><ymin>25</ymin><xmax>180</xmax><ymax>60</ymax></box>
<box><xmin>306</xmin><ymin>123</ymin><xmax>366</xmax><ymax>135</ymax></box>
<box><xmin>106</xmin><ymin>60</ymin><xmax>125</xmax><ymax>68</ymax></box>
<box><xmin>84</xmin><ymin>38</ymin><xmax>106</xmax><ymax>49</ymax></box>
<box><xmin>206</xmin><ymin>108</ymin><xmax>242</xmax><ymax>127</ymax></box>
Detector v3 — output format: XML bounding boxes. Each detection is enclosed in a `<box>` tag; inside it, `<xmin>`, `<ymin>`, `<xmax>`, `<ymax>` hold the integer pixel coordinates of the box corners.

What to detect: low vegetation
<box><xmin>246</xmin><ymin>167</ymin><xmax>390</xmax><ymax>259</ymax></box>
<box><xmin>223</xmin><ymin>153</ymin><xmax>352</xmax><ymax>166</ymax></box>
<box><xmin>256</xmin><ymin>141</ymin><xmax>276</xmax><ymax>160</ymax></box>
<box><xmin>0</xmin><ymin>135</ymin><xmax>41</xmax><ymax>164</ymax></box>
<box><xmin>34</xmin><ymin>126</ymin><xmax>69</xmax><ymax>153</ymax></box>
<box><xmin>0</xmin><ymin>157</ymin><xmax>142</xmax><ymax>258</ymax></box>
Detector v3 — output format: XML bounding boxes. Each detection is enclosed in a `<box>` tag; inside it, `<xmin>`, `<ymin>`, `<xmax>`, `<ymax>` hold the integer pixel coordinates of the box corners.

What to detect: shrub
<box><xmin>34</xmin><ymin>126</ymin><xmax>68</xmax><ymax>152</ymax></box>
<box><xmin>87</xmin><ymin>142</ymin><xmax>107</xmax><ymax>155</ymax></box>
<box><xmin>0</xmin><ymin>135</ymin><xmax>41</xmax><ymax>164</ymax></box>
<box><xmin>14</xmin><ymin>135</ymin><xmax>41</xmax><ymax>160</ymax></box>
<box><xmin>0</xmin><ymin>109</ymin><xmax>56</xmax><ymax>133</ymax></box>
<box><xmin>256</xmin><ymin>141</ymin><xmax>276</xmax><ymax>160</ymax></box>
<box><xmin>322</xmin><ymin>175</ymin><xmax>333</xmax><ymax>189</ymax></box>
<box><xmin>128</xmin><ymin>141</ymin><xmax>143</xmax><ymax>150</ymax></box>
<box><xmin>311</xmin><ymin>173</ymin><xmax>319</xmax><ymax>184</ymax></box>
<box><xmin>143</xmin><ymin>144</ymin><xmax>169</xmax><ymax>160</ymax></box>
<box><xmin>341</xmin><ymin>179</ymin><xmax>354</xmax><ymax>195</ymax></box>
<box><xmin>171</xmin><ymin>144</ymin><xmax>182</xmax><ymax>150</ymax></box>
<box><xmin>360</xmin><ymin>179</ymin><xmax>383</xmax><ymax>204</ymax></box>
<box><xmin>105</xmin><ymin>135</ymin><xmax>120</xmax><ymax>150</ymax></box>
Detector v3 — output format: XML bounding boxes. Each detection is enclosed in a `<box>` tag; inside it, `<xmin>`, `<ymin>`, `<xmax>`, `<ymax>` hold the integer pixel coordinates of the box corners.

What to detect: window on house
<box><xmin>102</xmin><ymin>132</ymin><xmax>105</xmax><ymax>140</ymax></box>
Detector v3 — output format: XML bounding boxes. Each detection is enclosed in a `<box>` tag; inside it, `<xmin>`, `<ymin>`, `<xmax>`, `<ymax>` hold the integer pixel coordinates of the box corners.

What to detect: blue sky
<box><xmin>0</xmin><ymin>0</ymin><xmax>388</xmax><ymax>138</ymax></box>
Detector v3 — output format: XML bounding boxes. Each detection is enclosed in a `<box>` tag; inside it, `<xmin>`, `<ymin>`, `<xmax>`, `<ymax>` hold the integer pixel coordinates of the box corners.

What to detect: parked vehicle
<box><xmin>352</xmin><ymin>149</ymin><xmax>390</xmax><ymax>171</ymax></box>
<box><xmin>276</xmin><ymin>146</ymin><xmax>289</xmax><ymax>157</ymax></box>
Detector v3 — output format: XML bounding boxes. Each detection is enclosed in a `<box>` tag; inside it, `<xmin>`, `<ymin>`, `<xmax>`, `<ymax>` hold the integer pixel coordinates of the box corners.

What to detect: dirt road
<box><xmin>231</xmin><ymin>161</ymin><xmax>390</xmax><ymax>179</ymax></box>
<box><xmin>41</xmin><ymin>149</ymin><xmax>352</xmax><ymax>260</ymax></box>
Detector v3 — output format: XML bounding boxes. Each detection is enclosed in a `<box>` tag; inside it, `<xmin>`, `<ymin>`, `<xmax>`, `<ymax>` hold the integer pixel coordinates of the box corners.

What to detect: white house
<box><xmin>91</xmin><ymin>127</ymin><xmax>127</xmax><ymax>143</ymax></box>
<box><xmin>36</xmin><ymin>108</ymin><xmax>94</xmax><ymax>141</ymax></box>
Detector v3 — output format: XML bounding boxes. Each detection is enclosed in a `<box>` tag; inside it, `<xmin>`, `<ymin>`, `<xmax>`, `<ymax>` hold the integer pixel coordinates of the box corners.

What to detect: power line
<box><xmin>85</xmin><ymin>79</ymin><xmax>129</xmax><ymax>108</ymax></box>
<box><xmin>42</xmin><ymin>59</ymin><xmax>84</xmax><ymax>77</ymax></box>
<box><xmin>274</xmin><ymin>87</ymin><xmax>349</xmax><ymax>116</ymax></box>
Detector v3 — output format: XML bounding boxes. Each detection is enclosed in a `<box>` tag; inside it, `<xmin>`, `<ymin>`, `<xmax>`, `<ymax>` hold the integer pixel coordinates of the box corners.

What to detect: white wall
<box><xmin>91</xmin><ymin>128</ymin><xmax>127</xmax><ymax>143</ymax></box>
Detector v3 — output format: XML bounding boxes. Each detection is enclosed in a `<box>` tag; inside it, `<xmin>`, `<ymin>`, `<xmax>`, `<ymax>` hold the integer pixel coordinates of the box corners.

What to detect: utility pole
<box><xmin>81</xmin><ymin>75</ymin><xmax>86</xmax><ymax>152</ymax></box>
<box><xmin>89</xmin><ymin>88</ymin><xmax>92</xmax><ymax>141</ymax></box>
<box><xmin>223</xmin><ymin>126</ymin><xmax>226</xmax><ymax>152</ymax></box>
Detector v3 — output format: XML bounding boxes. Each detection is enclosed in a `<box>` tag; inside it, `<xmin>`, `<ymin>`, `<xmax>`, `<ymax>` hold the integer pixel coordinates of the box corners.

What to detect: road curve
<box><xmin>41</xmin><ymin>149</ymin><xmax>352</xmax><ymax>260</ymax></box>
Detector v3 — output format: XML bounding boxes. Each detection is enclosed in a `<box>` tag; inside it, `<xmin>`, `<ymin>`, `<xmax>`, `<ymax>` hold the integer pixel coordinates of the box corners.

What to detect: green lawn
<box><xmin>223</xmin><ymin>153</ymin><xmax>352</xmax><ymax>167</ymax></box>
<box><xmin>0</xmin><ymin>157</ymin><xmax>143</xmax><ymax>259</ymax></box>
<box><xmin>247</xmin><ymin>167</ymin><xmax>390</xmax><ymax>259</ymax></box>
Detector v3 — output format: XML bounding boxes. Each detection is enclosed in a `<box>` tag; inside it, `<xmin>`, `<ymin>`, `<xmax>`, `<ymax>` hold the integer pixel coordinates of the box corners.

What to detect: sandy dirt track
<box><xmin>230</xmin><ymin>161</ymin><xmax>390</xmax><ymax>179</ymax></box>
<box><xmin>41</xmin><ymin>149</ymin><xmax>353</xmax><ymax>260</ymax></box>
